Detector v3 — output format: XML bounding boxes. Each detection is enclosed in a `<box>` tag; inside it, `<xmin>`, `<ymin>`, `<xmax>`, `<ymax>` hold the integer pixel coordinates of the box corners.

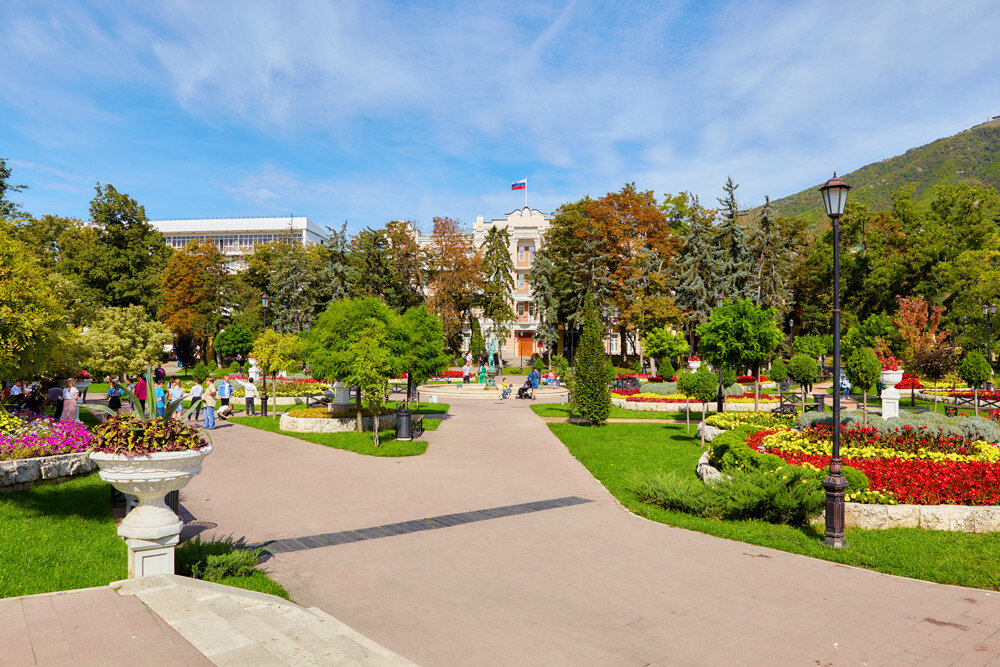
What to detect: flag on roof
<box><xmin>511</xmin><ymin>179</ymin><xmax>527</xmax><ymax>190</ymax></box>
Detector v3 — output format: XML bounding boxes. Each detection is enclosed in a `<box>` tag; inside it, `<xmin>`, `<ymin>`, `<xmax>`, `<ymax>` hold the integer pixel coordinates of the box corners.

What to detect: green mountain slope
<box><xmin>771</xmin><ymin>119</ymin><xmax>1000</xmax><ymax>228</ymax></box>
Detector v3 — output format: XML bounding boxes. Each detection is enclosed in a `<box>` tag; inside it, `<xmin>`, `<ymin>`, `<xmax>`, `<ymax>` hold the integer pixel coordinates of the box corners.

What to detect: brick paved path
<box><xmin>0</xmin><ymin>586</ymin><xmax>209</xmax><ymax>666</ymax></box>
<box><xmin>181</xmin><ymin>399</ymin><xmax>1000</xmax><ymax>665</ymax></box>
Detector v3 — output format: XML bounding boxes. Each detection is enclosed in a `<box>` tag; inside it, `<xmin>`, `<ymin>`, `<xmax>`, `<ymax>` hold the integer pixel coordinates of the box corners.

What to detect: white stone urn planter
<box><xmin>880</xmin><ymin>368</ymin><xmax>904</xmax><ymax>419</ymax></box>
<box><xmin>89</xmin><ymin>445</ymin><xmax>212</xmax><ymax>578</ymax></box>
<box><xmin>688</xmin><ymin>357</ymin><xmax>702</xmax><ymax>371</ymax></box>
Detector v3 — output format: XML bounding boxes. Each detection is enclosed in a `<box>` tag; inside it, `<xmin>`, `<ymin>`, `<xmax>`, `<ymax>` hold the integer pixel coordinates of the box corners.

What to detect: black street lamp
<box><xmin>820</xmin><ymin>172</ymin><xmax>851</xmax><ymax>549</ymax></box>
<box><xmin>787</xmin><ymin>317</ymin><xmax>794</xmax><ymax>356</ymax></box>
<box><xmin>983</xmin><ymin>304</ymin><xmax>996</xmax><ymax>365</ymax></box>
<box><xmin>261</xmin><ymin>293</ymin><xmax>270</xmax><ymax>417</ymax></box>
<box><xmin>714</xmin><ymin>295</ymin><xmax>725</xmax><ymax>413</ymax></box>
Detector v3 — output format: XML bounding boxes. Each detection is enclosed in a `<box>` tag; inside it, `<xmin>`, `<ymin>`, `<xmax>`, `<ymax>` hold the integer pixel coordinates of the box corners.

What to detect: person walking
<box><xmin>168</xmin><ymin>379</ymin><xmax>184</xmax><ymax>416</ymax></box>
<box><xmin>529</xmin><ymin>367</ymin><xmax>540</xmax><ymax>399</ymax></box>
<box><xmin>107</xmin><ymin>383</ymin><xmax>123</xmax><ymax>415</ymax></box>
<box><xmin>189</xmin><ymin>379</ymin><xmax>204</xmax><ymax>422</ymax></box>
<box><xmin>44</xmin><ymin>381</ymin><xmax>64</xmax><ymax>420</ymax></box>
<box><xmin>478</xmin><ymin>363</ymin><xmax>486</xmax><ymax>384</ymax></box>
<box><xmin>244</xmin><ymin>380</ymin><xmax>258</xmax><ymax>416</ymax></box>
<box><xmin>154</xmin><ymin>379</ymin><xmax>166</xmax><ymax>417</ymax></box>
<box><xmin>134</xmin><ymin>376</ymin><xmax>148</xmax><ymax>416</ymax></box>
<box><xmin>60</xmin><ymin>378</ymin><xmax>79</xmax><ymax>422</ymax></box>
<box><xmin>203</xmin><ymin>376</ymin><xmax>218</xmax><ymax>430</ymax></box>
<box><xmin>218</xmin><ymin>375</ymin><xmax>233</xmax><ymax>410</ymax></box>
<box><xmin>462</xmin><ymin>361</ymin><xmax>472</xmax><ymax>384</ymax></box>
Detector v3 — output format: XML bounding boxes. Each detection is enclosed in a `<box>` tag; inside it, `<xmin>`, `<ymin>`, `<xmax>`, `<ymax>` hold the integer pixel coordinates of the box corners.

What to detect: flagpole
<box><xmin>525</xmin><ymin>178</ymin><xmax>528</xmax><ymax>209</ymax></box>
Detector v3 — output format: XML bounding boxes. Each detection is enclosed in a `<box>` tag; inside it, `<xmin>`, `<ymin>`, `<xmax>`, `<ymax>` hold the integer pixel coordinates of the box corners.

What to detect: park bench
<box><xmin>776</xmin><ymin>388</ymin><xmax>798</xmax><ymax>415</ymax></box>
<box><xmin>305</xmin><ymin>389</ymin><xmax>336</xmax><ymax>408</ymax></box>
<box><xmin>611</xmin><ymin>378</ymin><xmax>640</xmax><ymax>392</ymax></box>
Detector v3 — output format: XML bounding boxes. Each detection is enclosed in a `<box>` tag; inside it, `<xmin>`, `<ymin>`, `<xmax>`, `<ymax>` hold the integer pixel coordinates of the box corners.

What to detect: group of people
<box><xmin>5</xmin><ymin>378</ymin><xmax>83</xmax><ymax>422</ymax></box>
<box><xmin>499</xmin><ymin>368</ymin><xmax>541</xmax><ymax>400</ymax></box>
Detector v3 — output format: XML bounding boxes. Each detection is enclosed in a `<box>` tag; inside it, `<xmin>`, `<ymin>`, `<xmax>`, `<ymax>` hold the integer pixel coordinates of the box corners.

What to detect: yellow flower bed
<box><xmin>0</xmin><ymin>410</ymin><xmax>23</xmax><ymax>434</ymax></box>
<box><xmin>760</xmin><ymin>429</ymin><xmax>1000</xmax><ymax>464</ymax></box>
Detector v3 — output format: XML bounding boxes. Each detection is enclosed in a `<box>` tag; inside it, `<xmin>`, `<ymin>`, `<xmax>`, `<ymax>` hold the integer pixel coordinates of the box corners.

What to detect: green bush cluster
<box><xmin>643</xmin><ymin>381</ymin><xmax>678</xmax><ymax>395</ymax></box>
<box><xmin>723</xmin><ymin>383</ymin><xmax>746</xmax><ymax>396</ymax></box>
<box><xmin>635</xmin><ymin>467</ymin><xmax>825</xmax><ymax>525</ymax></box>
<box><xmin>176</xmin><ymin>535</ymin><xmax>264</xmax><ymax>582</ymax></box>
<box><xmin>768</xmin><ymin>359</ymin><xmax>788</xmax><ymax>383</ymax></box>
<box><xmin>659</xmin><ymin>360</ymin><xmax>675</xmax><ymax>378</ymax></box>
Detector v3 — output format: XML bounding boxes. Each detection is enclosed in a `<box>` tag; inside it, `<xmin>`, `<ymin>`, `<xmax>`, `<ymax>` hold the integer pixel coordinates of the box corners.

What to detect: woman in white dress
<box><xmin>61</xmin><ymin>378</ymin><xmax>79</xmax><ymax>422</ymax></box>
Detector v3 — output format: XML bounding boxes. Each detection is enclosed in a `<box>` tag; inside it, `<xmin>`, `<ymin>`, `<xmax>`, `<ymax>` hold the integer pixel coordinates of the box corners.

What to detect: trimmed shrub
<box><xmin>643</xmin><ymin>381</ymin><xmax>678</xmax><ymax>396</ymax></box>
<box><xmin>659</xmin><ymin>359</ymin><xmax>675</xmax><ymax>380</ymax></box>
<box><xmin>533</xmin><ymin>357</ymin><xmax>547</xmax><ymax>372</ymax></box>
<box><xmin>572</xmin><ymin>292</ymin><xmax>612</xmax><ymax>425</ymax></box>
<box><xmin>768</xmin><ymin>358</ymin><xmax>788</xmax><ymax>383</ymax></box>
<box><xmin>191</xmin><ymin>361</ymin><xmax>210</xmax><ymax>383</ymax></box>
<box><xmin>723</xmin><ymin>383</ymin><xmax>746</xmax><ymax>396</ymax></box>
<box><xmin>720</xmin><ymin>367</ymin><xmax>737</xmax><ymax>390</ymax></box>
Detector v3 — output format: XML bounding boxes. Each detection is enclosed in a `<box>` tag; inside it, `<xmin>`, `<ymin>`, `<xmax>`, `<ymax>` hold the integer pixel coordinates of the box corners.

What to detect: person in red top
<box><xmin>134</xmin><ymin>377</ymin><xmax>148</xmax><ymax>415</ymax></box>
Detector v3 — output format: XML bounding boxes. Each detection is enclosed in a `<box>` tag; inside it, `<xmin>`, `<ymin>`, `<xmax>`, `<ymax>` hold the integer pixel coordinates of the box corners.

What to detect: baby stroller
<box><xmin>516</xmin><ymin>378</ymin><xmax>531</xmax><ymax>400</ymax></box>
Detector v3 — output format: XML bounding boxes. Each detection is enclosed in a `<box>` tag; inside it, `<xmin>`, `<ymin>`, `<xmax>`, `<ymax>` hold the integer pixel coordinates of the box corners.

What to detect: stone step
<box><xmin>112</xmin><ymin>575</ymin><xmax>416</xmax><ymax>666</ymax></box>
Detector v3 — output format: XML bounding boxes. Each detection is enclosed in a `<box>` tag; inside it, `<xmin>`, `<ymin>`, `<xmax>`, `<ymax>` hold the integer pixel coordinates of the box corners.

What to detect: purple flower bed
<box><xmin>0</xmin><ymin>417</ymin><xmax>93</xmax><ymax>461</ymax></box>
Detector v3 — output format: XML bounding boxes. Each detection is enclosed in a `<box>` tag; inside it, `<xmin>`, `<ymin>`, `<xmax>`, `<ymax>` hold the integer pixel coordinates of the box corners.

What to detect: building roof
<box><xmin>152</xmin><ymin>215</ymin><xmax>327</xmax><ymax>240</ymax></box>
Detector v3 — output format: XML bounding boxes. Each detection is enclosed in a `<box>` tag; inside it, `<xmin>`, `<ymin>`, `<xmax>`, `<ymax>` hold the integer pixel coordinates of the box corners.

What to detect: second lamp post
<box><xmin>820</xmin><ymin>173</ymin><xmax>851</xmax><ymax>549</ymax></box>
<box><xmin>260</xmin><ymin>293</ymin><xmax>270</xmax><ymax>417</ymax></box>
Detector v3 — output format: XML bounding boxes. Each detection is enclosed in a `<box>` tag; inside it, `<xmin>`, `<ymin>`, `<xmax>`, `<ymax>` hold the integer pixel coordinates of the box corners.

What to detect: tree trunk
<box><xmin>911</xmin><ymin>383</ymin><xmax>915</xmax><ymax>407</ymax></box>
<box><xmin>686</xmin><ymin>402</ymin><xmax>690</xmax><ymax>434</ymax></box>
<box><xmin>802</xmin><ymin>386</ymin><xmax>807</xmax><ymax>412</ymax></box>
<box><xmin>406</xmin><ymin>376</ymin><xmax>413</xmax><ymax>408</ymax></box>
<box><xmin>356</xmin><ymin>389</ymin><xmax>363</xmax><ymax>433</ymax></box>
<box><xmin>700</xmin><ymin>405</ymin><xmax>706</xmax><ymax>447</ymax></box>
<box><xmin>754</xmin><ymin>363</ymin><xmax>760</xmax><ymax>413</ymax></box>
<box><xmin>372</xmin><ymin>410</ymin><xmax>380</xmax><ymax>447</ymax></box>
<box><xmin>272</xmin><ymin>375</ymin><xmax>278</xmax><ymax>417</ymax></box>
<box><xmin>933</xmin><ymin>379</ymin><xmax>938</xmax><ymax>414</ymax></box>
<box><xmin>975</xmin><ymin>387</ymin><xmax>980</xmax><ymax>417</ymax></box>
<box><xmin>862</xmin><ymin>390</ymin><xmax>868</xmax><ymax>426</ymax></box>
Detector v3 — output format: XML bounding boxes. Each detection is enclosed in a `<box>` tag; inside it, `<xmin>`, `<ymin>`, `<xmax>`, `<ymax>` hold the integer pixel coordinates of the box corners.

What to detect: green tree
<box><xmin>0</xmin><ymin>158</ymin><xmax>27</xmax><ymax>220</ymax></box>
<box><xmin>480</xmin><ymin>225</ymin><xmax>516</xmax><ymax>356</ymax></box>
<box><xmin>79</xmin><ymin>306</ymin><xmax>172</xmax><ymax>380</ymax></box>
<box><xmin>398</xmin><ymin>305</ymin><xmax>450</xmax><ymax>405</ymax></box>
<box><xmin>214</xmin><ymin>323</ymin><xmax>255</xmax><ymax>361</ymax></box>
<box><xmin>0</xmin><ymin>235</ymin><xmax>70</xmax><ymax>380</ymax></box>
<box><xmin>697</xmin><ymin>298</ymin><xmax>783</xmax><ymax>411</ymax></box>
<box><xmin>85</xmin><ymin>184</ymin><xmax>171</xmax><ymax>315</ymax></box>
<box><xmin>348</xmin><ymin>227</ymin><xmax>403</xmax><ymax>308</ymax></box>
<box><xmin>642</xmin><ymin>326</ymin><xmax>689</xmax><ymax>377</ymax></box>
<box><xmin>747</xmin><ymin>195</ymin><xmax>794</xmax><ymax>313</ymax></box>
<box><xmin>384</xmin><ymin>220</ymin><xmax>426</xmax><ymax>310</ymax></box>
<box><xmin>529</xmin><ymin>251</ymin><xmax>562</xmax><ymax>362</ymax></box>
<box><xmin>794</xmin><ymin>334</ymin><xmax>829</xmax><ymax>360</ymax></box>
<box><xmin>251</xmin><ymin>329</ymin><xmax>301</xmax><ymax>416</ymax></box>
<box><xmin>572</xmin><ymin>292</ymin><xmax>612</xmax><ymax>425</ymax></box>
<box><xmin>349</xmin><ymin>324</ymin><xmax>393</xmax><ymax>445</ymax></box>
<box><xmin>844</xmin><ymin>347</ymin><xmax>882</xmax><ymax>425</ymax></box>
<box><xmin>245</xmin><ymin>241</ymin><xmax>336</xmax><ymax>334</ymax></box>
<box><xmin>159</xmin><ymin>240</ymin><xmax>227</xmax><ymax>362</ymax></box>
<box><xmin>469</xmin><ymin>316</ymin><xmax>483</xmax><ymax>358</ymax></box>
<box><xmin>678</xmin><ymin>367</ymin><xmax>718</xmax><ymax>444</ymax></box>
<box><xmin>426</xmin><ymin>217</ymin><xmax>484</xmax><ymax>356</ymax></box>
<box><xmin>958</xmin><ymin>351</ymin><xmax>992</xmax><ymax>416</ymax></box>
<box><xmin>715</xmin><ymin>178</ymin><xmax>753</xmax><ymax>302</ymax></box>
<box><xmin>769</xmin><ymin>358</ymin><xmax>788</xmax><ymax>384</ymax></box>
<box><xmin>788</xmin><ymin>354</ymin><xmax>818</xmax><ymax>410</ymax></box>
<box><xmin>673</xmin><ymin>195</ymin><xmax>722</xmax><ymax>345</ymax></box>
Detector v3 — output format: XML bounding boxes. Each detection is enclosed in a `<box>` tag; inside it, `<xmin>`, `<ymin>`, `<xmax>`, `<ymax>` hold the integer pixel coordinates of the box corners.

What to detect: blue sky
<box><xmin>3</xmin><ymin>0</ymin><xmax>999</xmax><ymax>235</ymax></box>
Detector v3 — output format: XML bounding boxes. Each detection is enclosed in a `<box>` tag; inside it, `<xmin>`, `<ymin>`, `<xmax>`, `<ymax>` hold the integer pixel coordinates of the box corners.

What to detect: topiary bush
<box><xmin>723</xmin><ymin>383</ymin><xmax>746</xmax><ymax>396</ymax></box>
<box><xmin>659</xmin><ymin>359</ymin><xmax>675</xmax><ymax>380</ymax></box>
<box><xmin>769</xmin><ymin>358</ymin><xmax>788</xmax><ymax>384</ymax></box>
<box><xmin>533</xmin><ymin>357</ymin><xmax>547</xmax><ymax>372</ymax></box>
<box><xmin>191</xmin><ymin>361</ymin><xmax>210</xmax><ymax>383</ymax></box>
<box><xmin>571</xmin><ymin>292</ymin><xmax>612</xmax><ymax>425</ymax></box>
<box><xmin>719</xmin><ymin>367</ymin><xmax>736</xmax><ymax>390</ymax></box>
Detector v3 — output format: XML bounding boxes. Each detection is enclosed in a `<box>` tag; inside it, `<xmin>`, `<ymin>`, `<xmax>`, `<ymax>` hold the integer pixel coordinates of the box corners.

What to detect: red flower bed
<box><xmin>231</xmin><ymin>376</ymin><xmax>320</xmax><ymax>384</ymax></box>
<box><xmin>737</xmin><ymin>375</ymin><xmax>770</xmax><ymax>383</ymax></box>
<box><xmin>897</xmin><ymin>374</ymin><xmax>924</xmax><ymax>389</ymax></box>
<box><xmin>941</xmin><ymin>390</ymin><xmax>1000</xmax><ymax>399</ymax></box>
<box><xmin>747</xmin><ymin>429</ymin><xmax>1000</xmax><ymax>505</ymax></box>
<box><xmin>611</xmin><ymin>391</ymin><xmax>779</xmax><ymax>403</ymax></box>
<box><xmin>616</xmin><ymin>373</ymin><xmax>654</xmax><ymax>380</ymax></box>
<box><xmin>440</xmin><ymin>370</ymin><xmax>465</xmax><ymax>379</ymax></box>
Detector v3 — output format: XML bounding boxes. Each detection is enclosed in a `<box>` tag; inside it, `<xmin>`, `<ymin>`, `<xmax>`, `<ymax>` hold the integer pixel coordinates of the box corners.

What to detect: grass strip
<box><xmin>547</xmin><ymin>421</ymin><xmax>1000</xmax><ymax>591</ymax></box>
<box><xmin>229</xmin><ymin>416</ymin><xmax>428</xmax><ymax>456</ymax></box>
<box><xmin>532</xmin><ymin>403</ymin><xmax>699</xmax><ymax>421</ymax></box>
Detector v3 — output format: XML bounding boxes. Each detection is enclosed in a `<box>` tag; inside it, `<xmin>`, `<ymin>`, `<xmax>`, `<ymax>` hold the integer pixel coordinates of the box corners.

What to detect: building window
<box><xmin>518</xmin><ymin>246</ymin><xmax>524</xmax><ymax>261</ymax></box>
<box><xmin>517</xmin><ymin>302</ymin><xmax>525</xmax><ymax>317</ymax></box>
<box><xmin>518</xmin><ymin>274</ymin><xmax>525</xmax><ymax>290</ymax></box>
<box><xmin>528</xmin><ymin>302</ymin><xmax>536</xmax><ymax>317</ymax></box>
<box><xmin>609</xmin><ymin>336</ymin><xmax>620</xmax><ymax>354</ymax></box>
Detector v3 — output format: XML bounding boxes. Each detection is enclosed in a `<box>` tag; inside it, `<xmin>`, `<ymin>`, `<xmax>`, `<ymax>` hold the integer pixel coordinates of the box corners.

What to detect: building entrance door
<box><xmin>517</xmin><ymin>334</ymin><xmax>534</xmax><ymax>357</ymax></box>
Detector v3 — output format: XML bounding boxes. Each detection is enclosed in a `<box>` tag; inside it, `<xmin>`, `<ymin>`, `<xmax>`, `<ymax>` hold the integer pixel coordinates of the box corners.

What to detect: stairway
<box><xmin>112</xmin><ymin>575</ymin><xmax>416</xmax><ymax>666</ymax></box>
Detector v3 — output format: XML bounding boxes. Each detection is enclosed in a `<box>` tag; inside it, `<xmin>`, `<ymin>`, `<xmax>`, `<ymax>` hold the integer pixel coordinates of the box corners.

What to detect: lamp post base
<box><xmin>822</xmin><ymin>470</ymin><xmax>850</xmax><ymax>549</ymax></box>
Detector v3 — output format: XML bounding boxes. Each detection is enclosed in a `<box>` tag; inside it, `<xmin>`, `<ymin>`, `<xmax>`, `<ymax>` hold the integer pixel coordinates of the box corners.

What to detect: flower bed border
<box><xmin>278</xmin><ymin>412</ymin><xmax>396</xmax><ymax>434</ymax></box>
<box><xmin>611</xmin><ymin>398</ymin><xmax>778</xmax><ymax>412</ymax></box>
<box><xmin>700</xmin><ymin>423</ymin><xmax>1000</xmax><ymax>533</ymax></box>
<box><xmin>0</xmin><ymin>452</ymin><xmax>96</xmax><ymax>493</ymax></box>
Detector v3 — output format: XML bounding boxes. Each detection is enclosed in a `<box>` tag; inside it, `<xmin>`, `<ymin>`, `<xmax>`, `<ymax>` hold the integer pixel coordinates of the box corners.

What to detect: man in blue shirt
<box><xmin>154</xmin><ymin>380</ymin><xmax>166</xmax><ymax>417</ymax></box>
<box><xmin>218</xmin><ymin>376</ymin><xmax>233</xmax><ymax>409</ymax></box>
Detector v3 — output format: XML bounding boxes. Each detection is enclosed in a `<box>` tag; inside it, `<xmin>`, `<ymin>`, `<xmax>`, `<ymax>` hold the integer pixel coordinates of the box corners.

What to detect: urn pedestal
<box><xmin>90</xmin><ymin>445</ymin><xmax>212</xmax><ymax>578</ymax></box>
<box><xmin>881</xmin><ymin>369</ymin><xmax>904</xmax><ymax>420</ymax></box>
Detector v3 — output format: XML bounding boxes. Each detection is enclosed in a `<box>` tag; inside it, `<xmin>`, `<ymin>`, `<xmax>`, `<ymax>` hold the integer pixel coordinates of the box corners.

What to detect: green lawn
<box><xmin>531</xmin><ymin>403</ymin><xmax>698</xmax><ymax>421</ymax></box>
<box><xmin>0</xmin><ymin>472</ymin><xmax>289</xmax><ymax>599</ymax></box>
<box><xmin>229</xmin><ymin>415</ymin><xmax>430</xmax><ymax>456</ymax></box>
<box><xmin>546</xmin><ymin>421</ymin><xmax>1000</xmax><ymax>591</ymax></box>
<box><xmin>0</xmin><ymin>473</ymin><xmax>126</xmax><ymax>597</ymax></box>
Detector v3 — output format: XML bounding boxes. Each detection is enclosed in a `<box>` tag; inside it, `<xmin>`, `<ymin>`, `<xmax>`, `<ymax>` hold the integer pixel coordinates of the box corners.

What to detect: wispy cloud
<box><xmin>2</xmin><ymin>0</ymin><xmax>999</xmax><ymax>229</ymax></box>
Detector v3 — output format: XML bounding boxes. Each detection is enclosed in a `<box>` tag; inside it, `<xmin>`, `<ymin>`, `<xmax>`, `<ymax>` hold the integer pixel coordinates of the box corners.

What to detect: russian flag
<box><xmin>511</xmin><ymin>179</ymin><xmax>527</xmax><ymax>190</ymax></box>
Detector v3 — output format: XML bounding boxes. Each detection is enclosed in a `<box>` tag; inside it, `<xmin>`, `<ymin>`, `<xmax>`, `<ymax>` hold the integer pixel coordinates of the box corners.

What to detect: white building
<box><xmin>152</xmin><ymin>216</ymin><xmax>328</xmax><ymax>270</ymax></box>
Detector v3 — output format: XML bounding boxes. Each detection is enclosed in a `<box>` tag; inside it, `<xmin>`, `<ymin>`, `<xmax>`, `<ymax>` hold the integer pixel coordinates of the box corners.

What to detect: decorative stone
<box><xmin>697</xmin><ymin>423</ymin><xmax>724</xmax><ymax>443</ymax></box>
<box><xmin>695</xmin><ymin>451</ymin><xmax>726</xmax><ymax>484</ymax></box>
<box><xmin>279</xmin><ymin>412</ymin><xmax>396</xmax><ymax>434</ymax></box>
<box><xmin>332</xmin><ymin>381</ymin><xmax>351</xmax><ymax>406</ymax></box>
<box><xmin>1</xmin><ymin>453</ymin><xmax>96</xmax><ymax>491</ymax></box>
<box><xmin>90</xmin><ymin>446</ymin><xmax>213</xmax><ymax>578</ymax></box>
<box><xmin>884</xmin><ymin>504</ymin><xmax>920</xmax><ymax>529</ymax></box>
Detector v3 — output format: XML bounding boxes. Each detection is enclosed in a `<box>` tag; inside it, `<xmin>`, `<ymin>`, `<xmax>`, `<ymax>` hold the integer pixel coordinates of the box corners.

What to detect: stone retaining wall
<box><xmin>279</xmin><ymin>412</ymin><xmax>396</xmax><ymax>433</ymax></box>
<box><xmin>0</xmin><ymin>452</ymin><xmax>96</xmax><ymax>492</ymax></box>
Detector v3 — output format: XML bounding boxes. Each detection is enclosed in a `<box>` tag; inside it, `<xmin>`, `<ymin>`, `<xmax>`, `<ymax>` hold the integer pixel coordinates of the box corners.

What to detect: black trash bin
<box><xmin>395</xmin><ymin>403</ymin><xmax>413</xmax><ymax>441</ymax></box>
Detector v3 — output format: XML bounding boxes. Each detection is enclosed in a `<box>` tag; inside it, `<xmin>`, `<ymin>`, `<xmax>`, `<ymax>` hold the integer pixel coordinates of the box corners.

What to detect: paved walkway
<box><xmin>1</xmin><ymin>586</ymin><xmax>209</xmax><ymax>666</ymax></box>
<box><xmin>181</xmin><ymin>398</ymin><xmax>1000</xmax><ymax>665</ymax></box>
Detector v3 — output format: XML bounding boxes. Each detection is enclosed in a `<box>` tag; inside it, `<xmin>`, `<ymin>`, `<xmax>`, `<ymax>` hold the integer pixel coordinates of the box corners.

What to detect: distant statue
<box><xmin>248</xmin><ymin>357</ymin><xmax>262</xmax><ymax>383</ymax></box>
<box><xmin>486</xmin><ymin>335</ymin><xmax>499</xmax><ymax>373</ymax></box>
